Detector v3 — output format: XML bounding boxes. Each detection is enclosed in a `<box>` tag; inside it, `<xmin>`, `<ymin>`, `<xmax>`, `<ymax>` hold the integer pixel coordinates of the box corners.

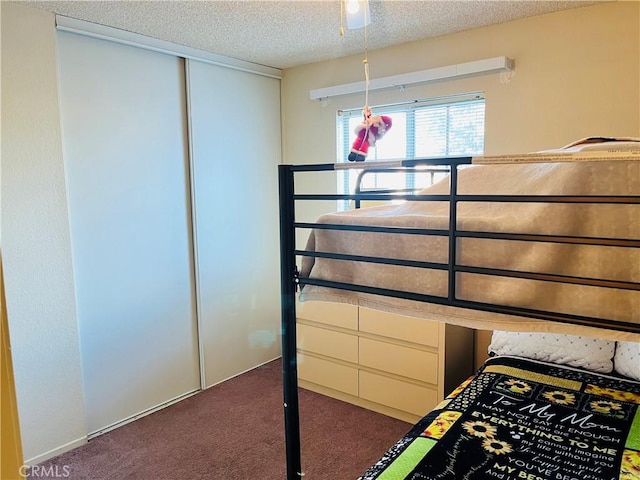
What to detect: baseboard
<box><xmin>206</xmin><ymin>356</ymin><xmax>281</xmax><ymax>389</ymax></box>
<box><xmin>25</xmin><ymin>359</ymin><xmax>283</xmax><ymax>465</ymax></box>
<box><xmin>24</xmin><ymin>436</ymin><xmax>87</xmax><ymax>466</ymax></box>
<box><xmin>87</xmin><ymin>389</ymin><xmax>200</xmax><ymax>439</ymax></box>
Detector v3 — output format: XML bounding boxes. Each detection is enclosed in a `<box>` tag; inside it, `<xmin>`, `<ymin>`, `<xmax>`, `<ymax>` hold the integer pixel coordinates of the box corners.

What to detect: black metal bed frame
<box><xmin>278</xmin><ymin>157</ymin><xmax>640</xmax><ymax>480</ymax></box>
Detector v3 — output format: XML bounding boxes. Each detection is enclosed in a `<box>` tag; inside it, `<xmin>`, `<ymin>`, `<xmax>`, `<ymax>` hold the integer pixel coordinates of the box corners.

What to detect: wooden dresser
<box><xmin>296</xmin><ymin>301</ymin><xmax>475</xmax><ymax>423</ymax></box>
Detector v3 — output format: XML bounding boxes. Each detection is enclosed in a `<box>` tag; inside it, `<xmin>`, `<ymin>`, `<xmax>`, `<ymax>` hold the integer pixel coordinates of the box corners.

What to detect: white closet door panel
<box><xmin>188</xmin><ymin>60</ymin><xmax>281</xmax><ymax>387</ymax></box>
<box><xmin>57</xmin><ymin>32</ymin><xmax>200</xmax><ymax>433</ymax></box>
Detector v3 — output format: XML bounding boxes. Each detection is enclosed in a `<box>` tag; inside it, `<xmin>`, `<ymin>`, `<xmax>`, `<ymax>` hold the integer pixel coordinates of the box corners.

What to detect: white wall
<box><xmin>0</xmin><ymin>2</ymin><xmax>88</xmax><ymax>462</ymax></box>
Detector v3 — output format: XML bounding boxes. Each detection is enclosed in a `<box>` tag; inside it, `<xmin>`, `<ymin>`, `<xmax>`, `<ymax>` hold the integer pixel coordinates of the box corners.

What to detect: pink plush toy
<box><xmin>348</xmin><ymin>106</ymin><xmax>393</xmax><ymax>162</ymax></box>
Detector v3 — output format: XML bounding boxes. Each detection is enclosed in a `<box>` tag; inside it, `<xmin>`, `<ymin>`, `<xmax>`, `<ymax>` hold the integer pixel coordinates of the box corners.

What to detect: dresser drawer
<box><xmin>359</xmin><ymin>337</ymin><xmax>438</xmax><ymax>384</ymax></box>
<box><xmin>359</xmin><ymin>307</ymin><xmax>440</xmax><ymax>347</ymax></box>
<box><xmin>297</xmin><ymin>300</ymin><xmax>358</xmax><ymax>330</ymax></box>
<box><xmin>297</xmin><ymin>323</ymin><xmax>358</xmax><ymax>363</ymax></box>
<box><xmin>298</xmin><ymin>353</ymin><xmax>358</xmax><ymax>396</ymax></box>
<box><xmin>359</xmin><ymin>371</ymin><xmax>438</xmax><ymax>417</ymax></box>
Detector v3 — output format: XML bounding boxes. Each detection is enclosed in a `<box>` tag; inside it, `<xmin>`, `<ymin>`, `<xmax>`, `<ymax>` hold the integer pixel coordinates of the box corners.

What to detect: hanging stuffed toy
<box><xmin>348</xmin><ymin>106</ymin><xmax>392</xmax><ymax>162</ymax></box>
<box><xmin>341</xmin><ymin>1</ymin><xmax>391</xmax><ymax>161</ymax></box>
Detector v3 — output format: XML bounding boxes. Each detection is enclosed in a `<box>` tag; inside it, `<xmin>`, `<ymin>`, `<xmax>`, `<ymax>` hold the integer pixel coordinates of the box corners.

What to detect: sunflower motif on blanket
<box><xmin>423</xmin><ymin>410</ymin><xmax>462</xmax><ymax>440</ymax></box>
<box><xmin>481</xmin><ymin>438</ymin><xmax>513</xmax><ymax>455</ymax></box>
<box><xmin>432</xmin><ymin>419</ymin><xmax>514</xmax><ymax>480</ymax></box>
<box><xmin>585</xmin><ymin>385</ymin><xmax>640</xmax><ymax>404</ymax></box>
<box><xmin>462</xmin><ymin>420</ymin><xmax>497</xmax><ymax>439</ymax></box>
<box><xmin>620</xmin><ymin>449</ymin><xmax>640</xmax><ymax>480</ymax></box>
<box><xmin>588</xmin><ymin>399</ymin><xmax>623</xmax><ymax>416</ymax></box>
<box><xmin>542</xmin><ymin>390</ymin><xmax>576</xmax><ymax>406</ymax></box>
<box><xmin>503</xmin><ymin>378</ymin><xmax>532</xmax><ymax>395</ymax></box>
<box><xmin>447</xmin><ymin>376</ymin><xmax>475</xmax><ymax>399</ymax></box>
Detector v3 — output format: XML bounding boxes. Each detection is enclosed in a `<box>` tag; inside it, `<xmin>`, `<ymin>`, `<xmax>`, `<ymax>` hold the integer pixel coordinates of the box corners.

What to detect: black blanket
<box><xmin>359</xmin><ymin>356</ymin><xmax>640</xmax><ymax>480</ymax></box>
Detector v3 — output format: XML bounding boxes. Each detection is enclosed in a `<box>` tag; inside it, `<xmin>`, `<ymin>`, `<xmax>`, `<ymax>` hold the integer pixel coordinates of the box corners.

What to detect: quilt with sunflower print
<box><xmin>359</xmin><ymin>356</ymin><xmax>640</xmax><ymax>480</ymax></box>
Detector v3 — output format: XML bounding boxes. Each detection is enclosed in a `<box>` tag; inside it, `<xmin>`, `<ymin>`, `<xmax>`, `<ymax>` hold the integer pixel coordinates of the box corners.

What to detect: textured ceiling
<box><xmin>22</xmin><ymin>0</ymin><xmax>604</xmax><ymax>70</ymax></box>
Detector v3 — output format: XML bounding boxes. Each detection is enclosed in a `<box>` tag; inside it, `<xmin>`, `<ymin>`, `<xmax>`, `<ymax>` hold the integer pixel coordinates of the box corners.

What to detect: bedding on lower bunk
<box><xmin>299</xmin><ymin>148</ymin><xmax>639</xmax><ymax>340</ymax></box>
<box><xmin>358</xmin><ymin>355</ymin><xmax>640</xmax><ymax>480</ymax></box>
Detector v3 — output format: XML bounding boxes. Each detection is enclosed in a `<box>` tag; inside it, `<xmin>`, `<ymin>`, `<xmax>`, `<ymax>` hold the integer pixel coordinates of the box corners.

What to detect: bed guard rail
<box><xmin>278</xmin><ymin>156</ymin><xmax>640</xmax><ymax>480</ymax></box>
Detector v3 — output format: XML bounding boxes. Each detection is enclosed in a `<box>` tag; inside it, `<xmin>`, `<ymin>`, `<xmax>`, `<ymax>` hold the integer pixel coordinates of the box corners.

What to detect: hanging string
<box><xmin>363</xmin><ymin>0</ymin><xmax>370</xmax><ymax>109</ymax></box>
<box><xmin>360</xmin><ymin>0</ymin><xmax>372</xmax><ymax>159</ymax></box>
<box><xmin>340</xmin><ymin>0</ymin><xmax>345</xmax><ymax>36</ymax></box>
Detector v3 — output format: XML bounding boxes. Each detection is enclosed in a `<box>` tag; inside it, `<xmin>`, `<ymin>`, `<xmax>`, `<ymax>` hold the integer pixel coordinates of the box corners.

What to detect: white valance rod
<box><xmin>56</xmin><ymin>15</ymin><xmax>282</xmax><ymax>80</ymax></box>
<box><xmin>310</xmin><ymin>56</ymin><xmax>513</xmax><ymax>100</ymax></box>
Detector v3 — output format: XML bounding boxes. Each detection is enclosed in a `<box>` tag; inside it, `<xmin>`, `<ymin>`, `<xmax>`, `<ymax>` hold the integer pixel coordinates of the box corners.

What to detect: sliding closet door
<box><xmin>188</xmin><ymin>60</ymin><xmax>281</xmax><ymax>387</ymax></box>
<box><xmin>57</xmin><ymin>32</ymin><xmax>200</xmax><ymax>434</ymax></box>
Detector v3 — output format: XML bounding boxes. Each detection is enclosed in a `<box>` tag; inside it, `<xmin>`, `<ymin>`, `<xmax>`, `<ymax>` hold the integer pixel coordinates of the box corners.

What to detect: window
<box><xmin>336</xmin><ymin>94</ymin><xmax>485</xmax><ymax>210</ymax></box>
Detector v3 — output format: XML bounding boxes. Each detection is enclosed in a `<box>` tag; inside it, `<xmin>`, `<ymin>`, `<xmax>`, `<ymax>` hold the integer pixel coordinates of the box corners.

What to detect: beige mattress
<box><xmin>299</xmin><ymin>143</ymin><xmax>640</xmax><ymax>341</ymax></box>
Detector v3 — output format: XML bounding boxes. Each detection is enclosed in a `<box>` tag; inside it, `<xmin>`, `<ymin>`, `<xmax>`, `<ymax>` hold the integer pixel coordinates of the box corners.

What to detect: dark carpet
<box><xmin>32</xmin><ymin>360</ymin><xmax>410</xmax><ymax>479</ymax></box>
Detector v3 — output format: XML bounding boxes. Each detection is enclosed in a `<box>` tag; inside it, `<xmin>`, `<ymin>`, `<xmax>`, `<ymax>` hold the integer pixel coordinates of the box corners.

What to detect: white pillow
<box><xmin>537</xmin><ymin>137</ymin><xmax>640</xmax><ymax>153</ymax></box>
<box><xmin>489</xmin><ymin>331</ymin><xmax>615</xmax><ymax>373</ymax></box>
<box><xmin>614</xmin><ymin>341</ymin><xmax>640</xmax><ymax>381</ymax></box>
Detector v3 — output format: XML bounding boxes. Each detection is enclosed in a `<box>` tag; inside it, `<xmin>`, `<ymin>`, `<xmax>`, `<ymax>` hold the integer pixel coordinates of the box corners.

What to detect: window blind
<box><xmin>336</xmin><ymin>94</ymin><xmax>485</xmax><ymax>210</ymax></box>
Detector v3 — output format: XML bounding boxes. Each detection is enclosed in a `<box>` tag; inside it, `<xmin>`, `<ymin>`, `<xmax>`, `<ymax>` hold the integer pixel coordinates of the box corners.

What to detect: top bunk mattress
<box><xmin>298</xmin><ymin>141</ymin><xmax>640</xmax><ymax>340</ymax></box>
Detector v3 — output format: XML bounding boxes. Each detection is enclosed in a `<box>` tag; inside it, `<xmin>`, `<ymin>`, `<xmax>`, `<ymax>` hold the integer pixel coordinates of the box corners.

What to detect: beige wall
<box><xmin>474</xmin><ymin>330</ymin><xmax>493</xmax><ymax>370</ymax></box>
<box><xmin>1</xmin><ymin>2</ymin><xmax>88</xmax><ymax>462</ymax></box>
<box><xmin>282</xmin><ymin>1</ymin><xmax>639</xmax><ymax>167</ymax></box>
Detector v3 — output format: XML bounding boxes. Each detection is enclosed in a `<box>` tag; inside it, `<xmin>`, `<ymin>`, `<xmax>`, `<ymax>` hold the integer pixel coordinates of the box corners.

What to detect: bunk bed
<box><xmin>278</xmin><ymin>138</ymin><xmax>640</xmax><ymax>480</ymax></box>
